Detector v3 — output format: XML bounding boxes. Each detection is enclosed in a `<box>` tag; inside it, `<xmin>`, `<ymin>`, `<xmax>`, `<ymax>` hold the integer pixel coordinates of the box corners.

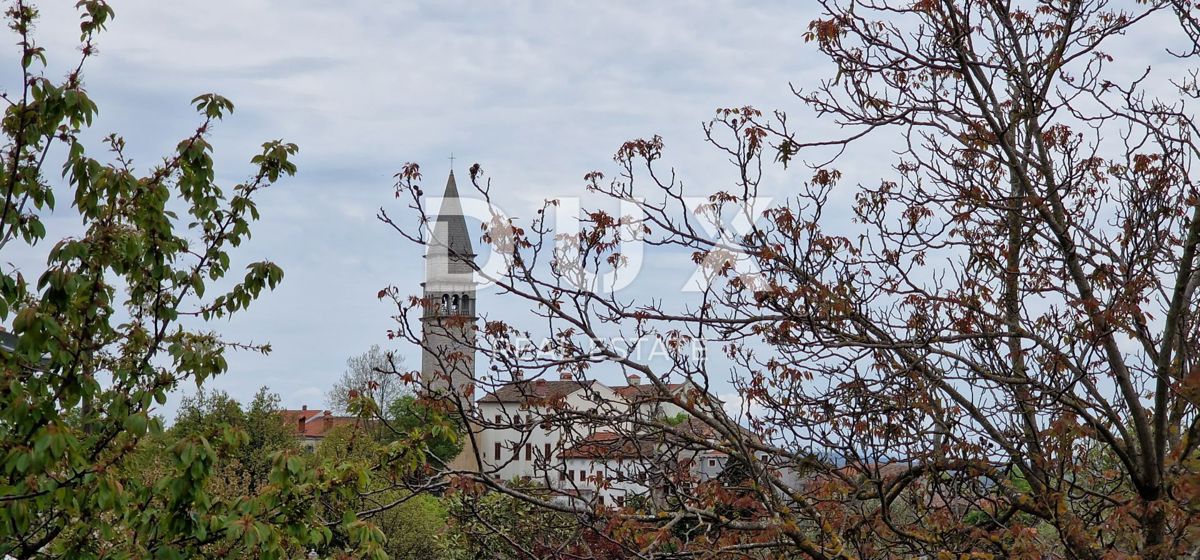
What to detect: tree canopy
<box><xmin>0</xmin><ymin>3</ymin><xmax>384</xmax><ymax>557</ymax></box>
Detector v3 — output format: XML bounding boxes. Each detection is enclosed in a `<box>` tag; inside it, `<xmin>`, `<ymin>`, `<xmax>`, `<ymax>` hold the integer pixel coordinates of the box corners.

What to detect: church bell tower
<box><xmin>421</xmin><ymin>170</ymin><xmax>477</xmax><ymax>406</ymax></box>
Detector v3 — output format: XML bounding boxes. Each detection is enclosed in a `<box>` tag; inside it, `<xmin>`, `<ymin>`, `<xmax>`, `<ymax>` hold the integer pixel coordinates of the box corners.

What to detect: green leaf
<box><xmin>124</xmin><ymin>414</ymin><xmax>147</xmax><ymax>435</ymax></box>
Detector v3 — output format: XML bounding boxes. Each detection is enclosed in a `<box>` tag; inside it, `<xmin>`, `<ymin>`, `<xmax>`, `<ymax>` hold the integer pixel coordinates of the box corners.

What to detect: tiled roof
<box><xmin>280</xmin><ymin>409</ymin><xmax>356</xmax><ymax>438</ymax></box>
<box><xmin>478</xmin><ymin>379</ymin><xmax>596</xmax><ymax>404</ymax></box>
<box><xmin>835</xmin><ymin>461</ymin><xmax>912</xmax><ymax>480</ymax></box>
<box><xmin>280</xmin><ymin>409</ymin><xmax>322</xmax><ymax>422</ymax></box>
<box><xmin>612</xmin><ymin>383</ymin><xmax>684</xmax><ymax>400</ymax></box>
<box><xmin>677</xmin><ymin>417</ymin><xmax>719</xmax><ymax>438</ymax></box>
<box><xmin>559</xmin><ymin>431</ymin><xmax>653</xmax><ymax>460</ymax></box>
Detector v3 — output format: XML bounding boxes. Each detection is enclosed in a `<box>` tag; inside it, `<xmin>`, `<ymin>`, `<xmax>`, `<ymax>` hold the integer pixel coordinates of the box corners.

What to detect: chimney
<box><xmin>297</xmin><ymin>415</ymin><xmax>305</xmax><ymax>434</ymax></box>
<box><xmin>628</xmin><ymin>374</ymin><xmax>641</xmax><ymax>386</ymax></box>
<box><xmin>302</xmin><ymin>405</ymin><xmax>308</xmax><ymax>411</ymax></box>
<box><xmin>535</xmin><ymin>378</ymin><xmax>547</xmax><ymax>386</ymax></box>
<box><xmin>559</xmin><ymin>371</ymin><xmax>572</xmax><ymax>381</ymax></box>
<box><xmin>323</xmin><ymin>410</ymin><xmax>332</xmax><ymax>432</ymax></box>
<box><xmin>513</xmin><ymin>370</ymin><xmax>524</xmax><ymax>381</ymax></box>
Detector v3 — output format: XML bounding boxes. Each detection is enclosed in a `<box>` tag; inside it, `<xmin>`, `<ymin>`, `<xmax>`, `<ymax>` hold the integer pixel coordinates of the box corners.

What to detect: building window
<box><xmin>616</xmin><ymin>495</ymin><xmax>625</xmax><ymax>507</ymax></box>
<box><xmin>579</xmin><ymin>470</ymin><xmax>586</xmax><ymax>482</ymax></box>
<box><xmin>495</xmin><ymin>414</ymin><xmax>502</xmax><ymax>424</ymax></box>
<box><xmin>559</xmin><ymin>470</ymin><xmax>566</xmax><ymax>481</ymax></box>
<box><xmin>494</xmin><ymin>442</ymin><xmax>501</xmax><ymax>461</ymax></box>
<box><xmin>512</xmin><ymin>442</ymin><xmax>519</xmax><ymax>461</ymax></box>
<box><xmin>598</xmin><ymin>495</ymin><xmax>604</xmax><ymax>506</ymax></box>
<box><xmin>708</xmin><ymin>459</ymin><xmax>716</xmax><ymax>467</ymax></box>
<box><xmin>544</xmin><ymin>443</ymin><xmax>550</xmax><ymax>463</ymax></box>
<box><xmin>525</xmin><ymin>443</ymin><xmax>532</xmax><ymax>461</ymax></box>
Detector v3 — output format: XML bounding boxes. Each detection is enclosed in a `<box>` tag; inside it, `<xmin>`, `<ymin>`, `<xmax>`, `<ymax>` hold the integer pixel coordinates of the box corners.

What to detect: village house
<box><xmin>279</xmin><ymin>405</ymin><xmax>356</xmax><ymax>452</ymax></box>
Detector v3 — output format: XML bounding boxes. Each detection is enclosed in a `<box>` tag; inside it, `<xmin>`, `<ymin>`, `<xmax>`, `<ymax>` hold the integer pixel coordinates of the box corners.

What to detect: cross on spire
<box><xmin>448</xmin><ymin>152</ymin><xmax>456</xmax><ymax>169</ymax></box>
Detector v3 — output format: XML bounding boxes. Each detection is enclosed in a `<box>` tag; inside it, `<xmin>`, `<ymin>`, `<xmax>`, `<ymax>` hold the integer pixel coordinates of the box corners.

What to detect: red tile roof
<box><xmin>559</xmin><ymin>431</ymin><xmax>652</xmax><ymax>460</ymax></box>
<box><xmin>280</xmin><ymin>409</ymin><xmax>356</xmax><ymax>438</ymax></box>
<box><xmin>612</xmin><ymin>383</ymin><xmax>684</xmax><ymax>399</ymax></box>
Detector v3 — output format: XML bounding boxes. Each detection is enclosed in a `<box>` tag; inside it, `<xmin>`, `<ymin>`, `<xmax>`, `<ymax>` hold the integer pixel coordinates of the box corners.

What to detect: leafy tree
<box><xmin>324</xmin><ymin>348</ymin><xmax>463</xmax><ymax>466</ymax></box>
<box><xmin>385</xmin><ymin>1</ymin><xmax>1200</xmax><ymax>559</ymax></box>
<box><xmin>661</xmin><ymin>412</ymin><xmax>688</xmax><ymax>426</ymax></box>
<box><xmin>439</xmin><ymin>483</ymin><xmax>591</xmax><ymax>560</ymax></box>
<box><xmin>327</xmin><ymin>345</ymin><xmax>409</xmax><ymax>423</ymax></box>
<box><xmin>385</xmin><ymin>393</ymin><xmax>463</xmax><ymax>464</ymax></box>
<box><xmin>383</xmin><ymin>493</ymin><xmax>453</xmax><ymax>560</ymax></box>
<box><xmin>168</xmin><ymin>387</ymin><xmax>299</xmax><ymax>495</ymax></box>
<box><xmin>0</xmin><ymin>3</ymin><xmax>382</xmax><ymax>557</ymax></box>
<box><xmin>313</xmin><ymin>424</ymin><xmax>458</xmax><ymax>560</ymax></box>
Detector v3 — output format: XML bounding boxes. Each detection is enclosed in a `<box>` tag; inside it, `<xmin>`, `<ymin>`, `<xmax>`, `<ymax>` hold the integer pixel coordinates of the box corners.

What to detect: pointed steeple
<box><xmin>427</xmin><ymin>171</ymin><xmax>475</xmax><ymax>277</ymax></box>
<box><xmin>421</xmin><ymin>169</ymin><xmax>479</xmax><ymax>408</ymax></box>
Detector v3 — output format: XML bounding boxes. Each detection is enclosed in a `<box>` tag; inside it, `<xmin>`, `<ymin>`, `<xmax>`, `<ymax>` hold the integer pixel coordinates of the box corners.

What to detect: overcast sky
<box><xmin>2</xmin><ymin>1</ymin><xmax>833</xmax><ymax>417</ymax></box>
<box><xmin>5</xmin><ymin>2</ymin><xmax>1188</xmax><ymax>420</ymax></box>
